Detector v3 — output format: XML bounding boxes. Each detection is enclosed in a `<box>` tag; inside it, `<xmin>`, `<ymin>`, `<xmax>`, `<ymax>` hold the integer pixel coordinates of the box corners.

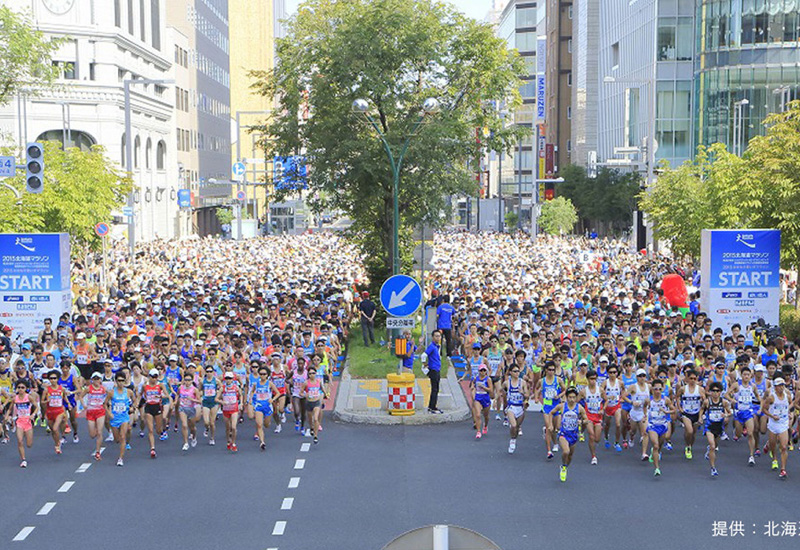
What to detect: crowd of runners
<box><xmin>0</xmin><ymin>230</ymin><xmax>798</xmax><ymax>484</ymax></box>
<box><xmin>430</xmin><ymin>232</ymin><xmax>799</xmax><ymax>482</ymax></box>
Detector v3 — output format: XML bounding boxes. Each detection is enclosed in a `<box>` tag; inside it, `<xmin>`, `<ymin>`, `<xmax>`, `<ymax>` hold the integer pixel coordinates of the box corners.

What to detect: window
<box><xmin>134</xmin><ymin>135</ymin><xmax>141</xmax><ymax>169</ymax></box>
<box><xmin>139</xmin><ymin>0</ymin><xmax>146</xmax><ymax>42</ymax></box>
<box><xmin>567</xmin><ymin>72</ymin><xmax>572</xmax><ymax>87</ymax></box>
<box><xmin>520</xmin><ymin>81</ymin><xmax>536</xmax><ymax>98</ymax></box>
<box><xmin>157</xmin><ymin>140</ymin><xmax>166</xmax><ymax>170</ymax></box>
<box><xmin>568</xmin><ymin>5</ymin><xmax>573</xmax><ymax>19</ymax></box>
<box><xmin>567</xmin><ymin>139</ymin><xmax>572</xmax><ymax>152</ymax></box>
<box><xmin>517</xmin><ymin>32</ymin><xmax>537</xmax><ymax>51</ymax></box>
<box><xmin>127</xmin><ymin>0</ymin><xmax>134</xmax><ymax>34</ymax></box>
<box><xmin>145</xmin><ymin>138</ymin><xmax>152</xmax><ymax>169</ymax></box>
<box><xmin>612</xmin><ymin>42</ymin><xmax>620</xmax><ymax>70</ymax></box>
<box><xmin>567</xmin><ymin>39</ymin><xmax>572</xmax><ymax>53</ymax></box>
<box><xmin>89</xmin><ymin>63</ymin><xmax>96</xmax><ymax>80</ymax></box>
<box><xmin>151</xmin><ymin>0</ymin><xmax>161</xmax><ymax>50</ymax></box>
<box><xmin>516</xmin><ymin>7</ymin><xmax>536</xmax><ymax>28</ymax></box>
<box><xmin>114</xmin><ymin>0</ymin><xmax>121</xmax><ymax>27</ymax></box>
<box><xmin>36</xmin><ymin>130</ymin><xmax>95</xmax><ymax>152</ymax></box>
<box><xmin>121</xmin><ymin>133</ymin><xmax>126</xmax><ymax>167</ymax></box>
<box><xmin>567</xmin><ymin>106</ymin><xmax>572</xmax><ymax>119</ymax></box>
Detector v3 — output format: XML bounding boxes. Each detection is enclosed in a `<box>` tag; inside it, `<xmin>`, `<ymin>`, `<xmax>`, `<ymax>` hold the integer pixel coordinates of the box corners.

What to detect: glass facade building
<box><xmin>695</xmin><ymin>0</ymin><xmax>800</xmax><ymax>151</ymax></box>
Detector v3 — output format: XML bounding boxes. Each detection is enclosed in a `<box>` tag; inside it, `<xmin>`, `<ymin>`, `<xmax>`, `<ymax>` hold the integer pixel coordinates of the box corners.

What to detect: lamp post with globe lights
<box><xmin>352</xmin><ymin>97</ymin><xmax>440</xmax><ymax>275</ymax></box>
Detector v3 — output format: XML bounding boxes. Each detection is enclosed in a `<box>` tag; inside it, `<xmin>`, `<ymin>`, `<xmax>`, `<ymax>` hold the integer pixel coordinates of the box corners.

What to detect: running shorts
<box><xmin>474</xmin><ymin>394</ymin><xmax>491</xmax><ymax>409</ymax></box>
<box><xmin>16</xmin><ymin>417</ymin><xmax>33</xmax><ymax>431</ymax></box>
<box><xmin>144</xmin><ymin>403</ymin><xmax>163</xmax><ymax>417</ymax></box>
<box><xmin>704</xmin><ymin>422</ymin><xmax>723</xmax><ymax>437</ymax></box>
<box><xmin>559</xmin><ymin>430</ymin><xmax>579</xmax><ymax>446</ymax></box>
<box><xmin>647</xmin><ymin>424</ymin><xmax>667</xmax><ymax>436</ymax></box>
<box><xmin>86</xmin><ymin>408</ymin><xmax>105</xmax><ymax>422</ymax></box>
<box><xmin>735</xmin><ymin>410</ymin><xmax>754</xmax><ymax>424</ymax></box>
<box><xmin>306</xmin><ymin>400</ymin><xmax>321</xmax><ymax>410</ymax></box>
<box><xmin>587</xmin><ymin>411</ymin><xmax>602</xmax><ymax>425</ymax></box>
<box><xmin>254</xmin><ymin>402</ymin><xmax>273</xmax><ymax>416</ymax></box>
<box><xmin>682</xmin><ymin>412</ymin><xmax>700</xmax><ymax>424</ymax></box>
<box><xmin>505</xmin><ymin>405</ymin><xmax>524</xmax><ymax>419</ymax></box>
<box><xmin>605</xmin><ymin>403</ymin><xmax>621</xmax><ymax>416</ymax></box>
<box><xmin>45</xmin><ymin>407</ymin><xmax>65</xmax><ymax>422</ymax></box>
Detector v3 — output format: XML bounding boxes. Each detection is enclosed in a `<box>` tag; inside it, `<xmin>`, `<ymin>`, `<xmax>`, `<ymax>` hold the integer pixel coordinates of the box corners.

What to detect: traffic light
<box><xmin>25</xmin><ymin>142</ymin><xmax>44</xmax><ymax>194</ymax></box>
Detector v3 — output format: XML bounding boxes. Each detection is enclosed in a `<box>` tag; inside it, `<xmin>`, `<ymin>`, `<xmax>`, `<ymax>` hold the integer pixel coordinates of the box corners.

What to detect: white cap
<box><xmin>599</xmin><ymin>355</ymin><xmax>609</xmax><ymax>363</ymax></box>
<box><xmin>76</xmin><ymin>332</ymin><xmax>86</xmax><ymax>339</ymax></box>
<box><xmin>636</xmin><ymin>368</ymin><xmax>647</xmax><ymax>376</ymax></box>
<box><xmin>148</xmin><ymin>368</ymin><xmax>159</xmax><ymax>377</ymax></box>
<box><xmin>90</xmin><ymin>372</ymin><xmax>103</xmax><ymax>379</ymax></box>
<box><xmin>774</xmin><ymin>377</ymin><xmax>785</xmax><ymax>386</ymax></box>
<box><xmin>168</xmin><ymin>354</ymin><xmax>179</xmax><ymax>362</ymax></box>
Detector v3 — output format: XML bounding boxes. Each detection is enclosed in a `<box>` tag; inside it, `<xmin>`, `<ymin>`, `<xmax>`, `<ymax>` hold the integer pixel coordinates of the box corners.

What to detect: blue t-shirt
<box><xmin>425</xmin><ymin>343</ymin><xmax>442</xmax><ymax>372</ymax></box>
<box><xmin>436</xmin><ymin>304</ymin><xmax>455</xmax><ymax>329</ymax></box>
<box><xmin>402</xmin><ymin>342</ymin><xmax>417</xmax><ymax>369</ymax></box>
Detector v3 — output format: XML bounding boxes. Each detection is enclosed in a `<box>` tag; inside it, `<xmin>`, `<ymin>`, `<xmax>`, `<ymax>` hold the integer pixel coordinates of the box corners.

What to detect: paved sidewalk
<box><xmin>333</xmin><ymin>360</ymin><xmax>471</xmax><ymax>425</ymax></box>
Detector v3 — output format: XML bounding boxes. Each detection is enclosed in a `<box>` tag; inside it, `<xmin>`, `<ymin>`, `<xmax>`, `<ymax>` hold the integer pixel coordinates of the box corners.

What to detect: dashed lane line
<box><xmin>12</xmin><ymin>527</ymin><xmax>35</xmax><ymax>541</ymax></box>
<box><xmin>36</xmin><ymin>502</ymin><xmax>56</xmax><ymax>516</ymax></box>
<box><xmin>57</xmin><ymin>481</ymin><xmax>74</xmax><ymax>493</ymax></box>
<box><xmin>288</xmin><ymin>477</ymin><xmax>300</xmax><ymax>489</ymax></box>
<box><xmin>281</xmin><ymin>498</ymin><xmax>294</xmax><ymax>510</ymax></box>
<box><xmin>300</xmin><ymin>443</ymin><xmax>310</xmax><ymax>452</ymax></box>
<box><xmin>293</xmin><ymin>459</ymin><xmax>305</xmax><ymax>470</ymax></box>
<box><xmin>272</xmin><ymin>521</ymin><xmax>287</xmax><ymax>536</ymax></box>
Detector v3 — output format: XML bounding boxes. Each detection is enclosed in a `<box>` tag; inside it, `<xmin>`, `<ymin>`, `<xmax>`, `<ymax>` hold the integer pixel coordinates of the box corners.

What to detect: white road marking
<box><xmin>288</xmin><ymin>477</ymin><xmax>300</xmax><ymax>489</ymax></box>
<box><xmin>293</xmin><ymin>459</ymin><xmax>305</xmax><ymax>470</ymax></box>
<box><xmin>57</xmin><ymin>481</ymin><xmax>74</xmax><ymax>493</ymax></box>
<box><xmin>99</xmin><ymin>446</ymin><xmax>106</xmax><ymax>455</ymax></box>
<box><xmin>272</xmin><ymin>521</ymin><xmax>287</xmax><ymax>536</ymax></box>
<box><xmin>76</xmin><ymin>463</ymin><xmax>91</xmax><ymax>473</ymax></box>
<box><xmin>12</xmin><ymin>527</ymin><xmax>34</xmax><ymax>541</ymax></box>
<box><xmin>266</xmin><ymin>548</ymin><xmax>279</xmax><ymax>550</ymax></box>
<box><xmin>281</xmin><ymin>497</ymin><xmax>294</xmax><ymax>510</ymax></box>
<box><xmin>36</xmin><ymin>502</ymin><xmax>56</xmax><ymax>516</ymax></box>
<box><xmin>300</xmin><ymin>443</ymin><xmax>310</xmax><ymax>452</ymax></box>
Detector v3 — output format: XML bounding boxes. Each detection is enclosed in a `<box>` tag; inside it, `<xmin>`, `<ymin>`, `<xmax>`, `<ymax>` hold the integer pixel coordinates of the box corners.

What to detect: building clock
<box><xmin>42</xmin><ymin>0</ymin><xmax>75</xmax><ymax>15</ymax></box>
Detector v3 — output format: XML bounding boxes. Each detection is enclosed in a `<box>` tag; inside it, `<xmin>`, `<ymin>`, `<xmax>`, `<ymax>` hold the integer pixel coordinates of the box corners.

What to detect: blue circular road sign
<box><xmin>380</xmin><ymin>275</ymin><xmax>423</xmax><ymax>318</ymax></box>
<box><xmin>95</xmin><ymin>222</ymin><xmax>110</xmax><ymax>237</ymax></box>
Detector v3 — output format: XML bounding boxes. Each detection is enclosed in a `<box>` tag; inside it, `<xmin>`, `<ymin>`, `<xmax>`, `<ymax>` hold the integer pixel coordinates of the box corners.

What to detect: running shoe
<box><xmin>579</xmin><ymin>432</ymin><xmax>585</xmax><ymax>442</ymax></box>
<box><xmin>721</xmin><ymin>432</ymin><xmax>729</xmax><ymax>441</ymax></box>
<box><xmin>622</xmin><ymin>440</ymin><xmax>628</xmax><ymax>449</ymax></box>
<box><xmin>313</xmin><ymin>435</ymin><xmax>319</xmax><ymax>444</ymax></box>
<box><xmin>614</xmin><ymin>443</ymin><xmax>622</xmax><ymax>453</ymax></box>
<box><xmin>94</xmin><ymin>451</ymin><xmax>102</xmax><ymax>461</ymax></box>
<box><xmin>209</xmin><ymin>438</ymin><xmax>215</xmax><ymax>446</ymax></box>
<box><xmin>281</xmin><ymin>412</ymin><xmax>286</xmax><ymax>423</ymax></box>
<box><xmin>649</xmin><ymin>454</ymin><xmax>654</xmax><ymax>463</ymax></box>
<box><xmin>174</xmin><ymin>423</ymin><xmax>179</xmax><ymax>432</ymax></box>
<box><xmin>779</xmin><ymin>469</ymin><xmax>787</xmax><ymax>480</ymax></box>
<box><xmin>704</xmin><ymin>446</ymin><xmax>710</xmax><ymax>460</ymax></box>
<box><xmin>664</xmin><ymin>442</ymin><xmax>673</xmax><ymax>451</ymax></box>
<box><xmin>591</xmin><ymin>456</ymin><xmax>598</xmax><ymax>465</ymax></box>
<box><xmin>150</xmin><ymin>448</ymin><xmax>157</xmax><ymax>458</ymax></box>
<box><xmin>748</xmin><ymin>455</ymin><xmax>756</xmax><ymax>466</ymax></box>
<box><xmin>743</xmin><ymin>427</ymin><xmax>748</xmax><ymax>436</ymax></box>
<box><xmin>542</xmin><ymin>427</ymin><xmax>547</xmax><ymax>440</ymax></box>
<box><xmin>560</xmin><ymin>465</ymin><xmax>567</xmax><ymax>482</ymax></box>
<box><xmin>125</xmin><ymin>443</ymin><xmax>131</xmax><ymax>450</ymax></box>
<box><xmin>190</xmin><ymin>436</ymin><xmax>197</xmax><ymax>448</ymax></box>
<box><xmin>274</xmin><ymin>424</ymin><xmax>282</xmax><ymax>434</ymax></box>
<box><xmin>105</xmin><ymin>433</ymin><xmax>114</xmax><ymax>442</ymax></box>
<box><xmin>73</xmin><ymin>434</ymin><xmax>79</xmax><ymax>444</ymax></box>
<box><xmin>159</xmin><ymin>432</ymin><xmax>168</xmax><ymax>441</ymax></box>
<box><xmin>55</xmin><ymin>446</ymin><xmax>62</xmax><ymax>455</ymax></box>
<box><xmin>642</xmin><ymin>454</ymin><xmax>649</xmax><ymax>461</ymax></box>
<box><xmin>763</xmin><ymin>444</ymin><xmax>770</xmax><ymax>454</ymax></box>
<box><xmin>253</xmin><ymin>434</ymin><xmax>259</xmax><ymax>441</ymax></box>
<box><xmin>304</xmin><ymin>429</ymin><xmax>312</xmax><ymax>437</ymax></box>
<box><xmin>61</xmin><ymin>436</ymin><xmax>66</xmax><ymax>445</ymax></box>
<box><xmin>20</xmin><ymin>460</ymin><xmax>27</xmax><ymax>468</ymax></box>
<box><xmin>231</xmin><ymin>444</ymin><xmax>238</xmax><ymax>453</ymax></box>
<box><xmin>64</xmin><ymin>425</ymin><xmax>72</xmax><ymax>434</ymax></box>
<box><xmin>260</xmin><ymin>442</ymin><xmax>266</xmax><ymax>451</ymax></box>
<box><xmin>182</xmin><ymin>443</ymin><xmax>189</xmax><ymax>451</ymax></box>
<box><xmin>116</xmin><ymin>458</ymin><xmax>124</xmax><ymax>467</ymax></box>
<box><xmin>227</xmin><ymin>443</ymin><xmax>231</xmax><ymax>450</ymax></box>
<box><xmin>711</xmin><ymin>467</ymin><xmax>719</xmax><ymax>476</ymax></box>
<box><xmin>503</xmin><ymin>419</ymin><xmax>509</xmax><ymax>427</ymax></box>
<box><xmin>685</xmin><ymin>447</ymin><xmax>692</xmax><ymax>460</ymax></box>
<box><xmin>475</xmin><ymin>431</ymin><xmax>482</xmax><ymax>439</ymax></box>
<box><xmin>604</xmin><ymin>439</ymin><xmax>610</xmax><ymax>449</ymax></box>
<box><xmin>294</xmin><ymin>422</ymin><xmax>301</xmax><ymax>432</ymax></box>
<box><xmin>508</xmin><ymin>440</ymin><xmax>516</xmax><ymax>454</ymax></box>
<box><xmin>204</xmin><ymin>428</ymin><xmax>209</xmax><ymax>437</ymax></box>
<box><xmin>1</xmin><ymin>437</ymin><xmax>8</xmax><ymax>444</ymax></box>
<box><xmin>654</xmin><ymin>468</ymin><xmax>661</xmax><ymax>477</ymax></box>
<box><xmin>547</xmin><ymin>452</ymin><xmax>554</xmax><ymax>460</ymax></box>
<box><xmin>518</xmin><ymin>428</ymin><xmax>523</xmax><ymax>436</ymax></box>
<box><xmin>495</xmin><ymin>414</ymin><xmax>501</xmax><ymax>421</ymax></box>
<box><xmin>552</xmin><ymin>444</ymin><xmax>559</xmax><ymax>453</ymax></box>
<box><xmin>482</xmin><ymin>426</ymin><xmax>488</xmax><ymax>435</ymax></box>
<box><xmin>772</xmin><ymin>459</ymin><xmax>779</xmax><ymax>470</ymax></box>
<box><xmin>139</xmin><ymin>430</ymin><xmax>145</xmax><ymax>438</ymax></box>
<box><xmin>754</xmin><ymin>449</ymin><xmax>761</xmax><ymax>457</ymax></box>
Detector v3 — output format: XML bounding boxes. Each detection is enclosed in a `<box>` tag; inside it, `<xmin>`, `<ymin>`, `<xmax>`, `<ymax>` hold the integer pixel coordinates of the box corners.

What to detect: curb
<box><xmin>332</xmin><ymin>359</ymin><xmax>471</xmax><ymax>425</ymax></box>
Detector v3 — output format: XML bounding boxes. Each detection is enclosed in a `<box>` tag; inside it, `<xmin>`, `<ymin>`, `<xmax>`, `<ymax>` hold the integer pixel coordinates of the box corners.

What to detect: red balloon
<box><xmin>661</xmin><ymin>273</ymin><xmax>688</xmax><ymax>308</ymax></box>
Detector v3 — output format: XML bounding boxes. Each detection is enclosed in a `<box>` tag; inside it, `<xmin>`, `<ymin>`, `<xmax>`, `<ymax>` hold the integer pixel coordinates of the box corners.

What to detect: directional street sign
<box><xmin>122</xmin><ymin>206</ymin><xmax>133</xmax><ymax>218</ymax></box>
<box><xmin>232</xmin><ymin>162</ymin><xmax>246</xmax><ymax>177</ymax></box>
<box><xmin>0</xmin><ymin>155</ymin><xmax>15</xmax><ymax>177</ymax></box>
<box><xmin>380</xmin><ymin>274</ymin><xmax>422</xmax><ymax>318</ymax></box>
<box><xmin>94</xmin><ymin>222</ymin><xmax>110</xmax><ymax>237</ymax></box>
<box><xmin>386</xmin><ymin>317</ymin><xmax>416</xmax><ymax>330</ymax></box>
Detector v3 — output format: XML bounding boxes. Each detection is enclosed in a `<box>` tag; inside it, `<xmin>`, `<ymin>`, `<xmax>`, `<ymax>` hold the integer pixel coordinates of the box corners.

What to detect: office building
<box><xmin>0</xmin><ymin>0</ymin><xmax>179</xmax><ymax>240</ymax></box>
<box><xmin>545</xmin><ymin>0</ymin><xmax>572</xmax><ymax>172</ymax></box>
<box><xmin>570</xmin><ymin>0</ymin><xmax>599</xmax><ymax>169</ymax></box>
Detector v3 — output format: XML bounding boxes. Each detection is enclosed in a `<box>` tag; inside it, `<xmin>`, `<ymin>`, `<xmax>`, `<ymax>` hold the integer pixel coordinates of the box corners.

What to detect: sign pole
<box><xmin>101</xmin><ymin>235</ymin><xmax>107</xmax><ymax>294</ymax></box>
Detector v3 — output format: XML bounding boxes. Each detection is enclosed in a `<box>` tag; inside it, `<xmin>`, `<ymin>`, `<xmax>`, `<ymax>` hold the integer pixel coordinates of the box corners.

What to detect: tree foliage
<box><xmin>539</xmin><ymin>196</ymin><xmax>577</xmax><ymax>236</ymax></box>
<box><xmin>250</xmin><ymin>0</ymin><xmax>527</xmax><ymax>282</ymax></box>
<box><xmin>0</xmin><ymin>142</ymin><xmax>132</xmax><ymax>252</ymax></box>
<box><xmin>0</xmin><ymin>7</ymin><xmax>63</xmax><ymax>106</ymax></box>
<box><xmin>557</xmin><ymin>165</ymin><xmax>640</xmax><ymax>233</ymax></box>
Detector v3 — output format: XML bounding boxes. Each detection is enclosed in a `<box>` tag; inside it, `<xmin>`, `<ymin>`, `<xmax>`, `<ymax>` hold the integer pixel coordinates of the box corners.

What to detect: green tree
<box><xmin>216</xmin><ymin>207</ymin><xmax>234</xmax><ymax>226</ymax></box>
<box><xmin>250</xmin><ymin>0</ymin><xmax>527</xmax><ymax>284</ymax></box>
<box><xmin>746</xmin><ymin>100</ymin><xmax>800</xmax><ymax>306</ymax></box>
<box><xmin>0</xmin><ymin>7</ymin><xmax>62</xmax><ymax>106</ymax></box>
<box><xmin>558</xmin><ymin>164</ymin><xmax>640</xmax><ymax>234</ymax></box>
<box><xmin>504</xmin><ymin>210</ymin><xmax>519</xmax><ymax>231</ymax></box>
<box><xmin>0</xmin><ymin>142</ymin><xmax>132</xmax><ymax>252</ymax></box>
<box><xmin>539</xmin><ymin>196</ymin><xmax>577</xmax><ymax>235</ymax></box>
<box><xmin>638</xmin><ymin>143</ymin><xmax>755</xmax><ymax>259</ymax></box>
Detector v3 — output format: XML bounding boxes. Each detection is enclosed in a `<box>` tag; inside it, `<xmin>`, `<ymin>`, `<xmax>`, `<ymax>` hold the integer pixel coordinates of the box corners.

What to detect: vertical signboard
<box><xmin>537</xmin><ymin>124</ymin><xmax>546</xmax><ymax>180</ymax></box>
<box><xmin>700</xmin><ymin>229</ymin><xmax>781</xmax><ymax>332</ymax></box>
<box><xmin>0</xmin><ymin>233</ymin><xmax>72</xmax><ymax>341</ymax></box>
<box><xmin>536</xmin><ymin>36</ymin><xmax>546</xmax><ymax>122</ymax></box>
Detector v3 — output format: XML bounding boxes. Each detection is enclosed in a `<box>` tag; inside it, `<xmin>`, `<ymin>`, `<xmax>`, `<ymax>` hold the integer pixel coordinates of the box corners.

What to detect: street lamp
<box><xmin>352</xmin><ymin>97</ymin><xmax>440</xmax><ymax>275</ymax></box>
<box><xmin>603</xmin><ymin>75</ymin><xmax>656</xmax><ymax>252</ymax></box>
<box><xmin>733</xmin><ymin>98</ymin><xmax>750</xmax><ymax>157</ymax></box>
<box><xmin>124</xmin><ymin>77</ymin><xmax>174</xmax><ymax>264</ymax></box>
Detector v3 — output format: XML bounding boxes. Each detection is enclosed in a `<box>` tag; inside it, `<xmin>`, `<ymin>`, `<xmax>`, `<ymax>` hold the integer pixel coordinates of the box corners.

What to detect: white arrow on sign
<box><xmin>388</xmin><ymin>281</ymin><xmax>416</xmax><ymax>310</ymax></box>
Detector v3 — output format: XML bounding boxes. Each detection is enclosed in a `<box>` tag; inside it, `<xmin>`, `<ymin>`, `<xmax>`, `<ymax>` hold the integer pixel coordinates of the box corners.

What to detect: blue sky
<box><xmin>284</xmin><ymin>0</ymin><xmax>490</xmax><ymax>21</ymax></box>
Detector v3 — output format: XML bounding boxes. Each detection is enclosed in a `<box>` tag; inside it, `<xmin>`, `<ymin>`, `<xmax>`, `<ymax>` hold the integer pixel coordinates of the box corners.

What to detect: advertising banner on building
<box><xmin>536</xmin><ymin>36</ymin><xmax>546</xmax><ymax>122</ymax></box>
<box><xmin>537</xmin><ymin>124</ymin><xmax>546</xmax><ymax>179</ymax></box>
<box><xmin>700</xmin><ymin>229</ymin><xmax>781</xmax><ymax>332</ymax></box>
<box><xmin>0</xmin><ymin>233</ymin><xmax>72</xmax><ymax>342</ymax></box>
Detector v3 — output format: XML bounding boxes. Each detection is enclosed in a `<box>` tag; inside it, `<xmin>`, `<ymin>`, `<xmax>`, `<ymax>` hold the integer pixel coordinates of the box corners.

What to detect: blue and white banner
<box><xmin>0</xmin><ymin>234</ymin><xmax>72</xmax><ymax>341</ymax></box>
<box><xmin>273</xmin><ymin>156</ymin><xmax>308</xmax><ymax>190</ymax></box>
<box><xmin>700</xmin><ymin>229</ymin><xmax>781</xmax><ymax>332</ymax></box>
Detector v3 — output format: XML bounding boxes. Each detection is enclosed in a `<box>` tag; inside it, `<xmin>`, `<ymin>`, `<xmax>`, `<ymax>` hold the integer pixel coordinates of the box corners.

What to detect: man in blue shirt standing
<box><xmin>423</xmin><ymin>330</ymin><xmax>443</xmax><ymax>413</ymax></box>
<box><xmin>436</xmin><ymin>296</ymin><xmax>456</xmax><ymax>357</ymax></box>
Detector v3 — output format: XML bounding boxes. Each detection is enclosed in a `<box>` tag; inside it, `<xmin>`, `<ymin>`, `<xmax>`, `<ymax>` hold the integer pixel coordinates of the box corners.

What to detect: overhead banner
<box><xmin>700</xmin><ymin>229</ymin><xmax>781</xmax><ymax>332</ymax></box>
<box><xmin>0</xmin><ymin>233</ymin><xmax>72</xmax><ymax>342</ymax></box>
<box><xmin>536</xmin><ymin>36</ymin><xmax>546</xmax><ymax>122</ymax></box>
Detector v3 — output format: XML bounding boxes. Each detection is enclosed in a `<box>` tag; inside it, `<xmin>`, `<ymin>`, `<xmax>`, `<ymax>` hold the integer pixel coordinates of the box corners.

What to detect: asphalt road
<box><xmin>2</xmin><ymin>414</ymin><xmax>800</xmax><ymax>550</ymax></box>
